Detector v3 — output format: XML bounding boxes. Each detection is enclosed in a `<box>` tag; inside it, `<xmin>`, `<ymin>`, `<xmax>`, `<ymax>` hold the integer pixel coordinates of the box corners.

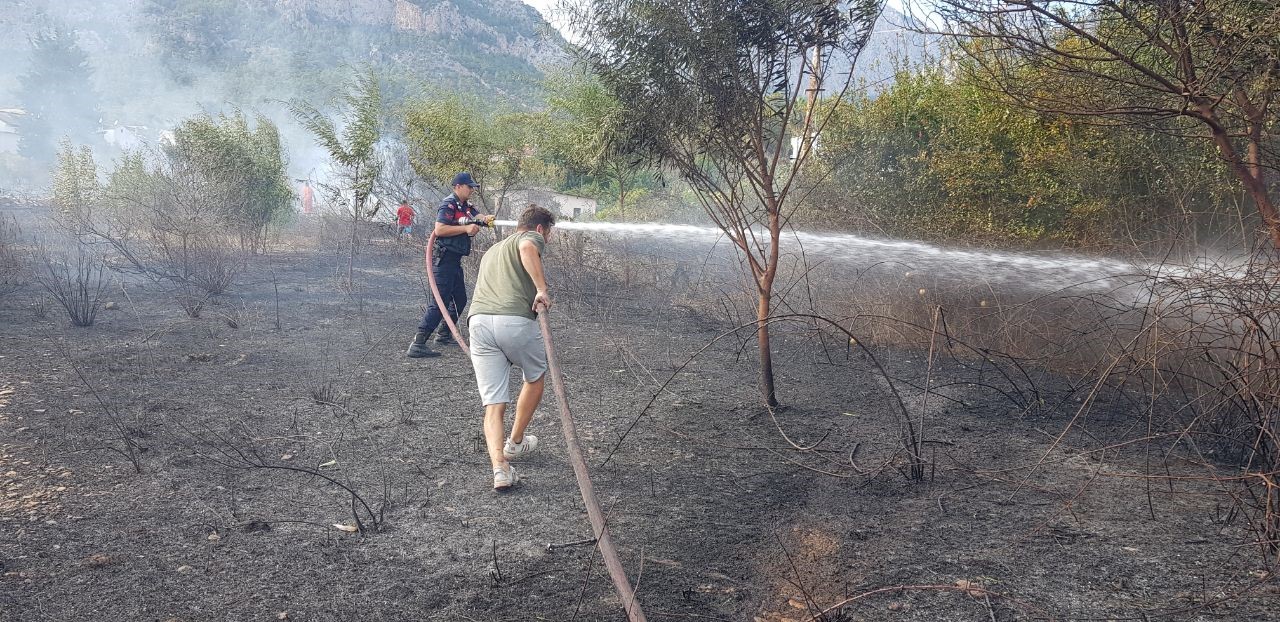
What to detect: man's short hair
<box><xmin>518</xmin><ymin>204</ymin><xmax>556</xmax><ymax>230</ymax></box>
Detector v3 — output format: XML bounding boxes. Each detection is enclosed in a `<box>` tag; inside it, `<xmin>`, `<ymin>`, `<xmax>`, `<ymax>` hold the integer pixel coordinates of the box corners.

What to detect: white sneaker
<box><xmin>503</xmin><ymin>435</ymin><xmax>539</xmax><ymax>459</ymax></box>
<box><xmin>493</xmin><ymin>464</ymin><xmax>519</xmax><ymax>490</ymax></box>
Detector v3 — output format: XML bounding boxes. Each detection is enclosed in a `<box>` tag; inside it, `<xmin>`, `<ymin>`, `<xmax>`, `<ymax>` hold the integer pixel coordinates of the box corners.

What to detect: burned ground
<box><xmin>1</xmin><ymin>205</ymin><xmax>1276</xmax><ymax>621</ymax></box>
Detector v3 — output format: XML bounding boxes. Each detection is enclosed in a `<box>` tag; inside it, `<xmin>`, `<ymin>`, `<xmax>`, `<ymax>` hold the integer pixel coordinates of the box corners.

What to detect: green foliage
<box><xmin>16</xmin><ymin>23</ymin><xmax>100</xmax><ymax>162</ymax></box>
<box><xmin>575</xmin><ymin>0</ymin><xmax>880</xmax><ymax>167</ymax></box>
<box><xmin>403</xmin><ymin>94</ymin><xmax>496</xmax><ymax>187</ymax></box>
<box><xmin>167</xmin><ymin>111</ymin><xmax>295</xmax><ymax>250</ymax></box>
<box><xmin>290</xmin><ymin>69</ymin><xmax>383</xmax><ymax>216</ymax></box>
<box><xmin>572</xmin><ymin>0</ymin><xmax>881</xmax><ymax>234</ymax></box>
<box><xmin>102</xmin><ymin>150</ymin><xmax>155</xmax><ymax>234</ymax></box>
<box><xmin>401</xmin><ymin>94</ymin><xmax>535</xmax><ymax>213</ymax></box>
<box><xmin>930</xmin><ymin>0</ymin><xmax>1280</xmax><ymax>247</ymax></box>
<box><xmin>290</xmin><ymin>68</ymin><xmax>386</xmax><ymax>287</ymax></box>
<box><xmin>812</xmin><ymin>63</ymin><xmax>1242</xmax><ymax>247</ymax></box>
<box><xmin>573</xmin><ymin>0</ymin><xmax>884</xmax><ymax>407</ymax></box>
<box><xmin>53</xmin><ymin>141</ymin><xmax>101</xmax><ymax>220</ymax></box>
<box><xmin>537</xmin><ymin>69</ymin><xmax>651</xmax><ymax>216</ymax></box>
<box><xmin>58</xmin><ymin>112</ymin><xmax>292</xmax><ymax>295</ymax></box>
<box><xmin>541</xmin><ymin>70</ymin><xmax>626</xmax><ymax>176</ymax></box>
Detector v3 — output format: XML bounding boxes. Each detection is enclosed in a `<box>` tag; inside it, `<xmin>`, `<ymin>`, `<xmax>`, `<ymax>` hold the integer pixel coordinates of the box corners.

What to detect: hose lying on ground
<box><xmin>424</xmin><ymin>231</ymin><xmax>647</xmax><ymax>622</ymax></box>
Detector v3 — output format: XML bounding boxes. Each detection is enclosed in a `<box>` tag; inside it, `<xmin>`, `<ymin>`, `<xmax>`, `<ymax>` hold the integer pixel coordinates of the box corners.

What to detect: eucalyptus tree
<box><xmin>569</xmin><ymin>0</ymin><xmax>885</xmax><ymax>405</ymax></box>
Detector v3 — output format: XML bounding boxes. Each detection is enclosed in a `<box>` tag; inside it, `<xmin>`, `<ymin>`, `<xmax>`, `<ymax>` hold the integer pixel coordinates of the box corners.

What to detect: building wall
<box><xmin>501</xmin><ymin>189</ymin><xmax>598</xmax><ymax>220</ymax></box>
<box><xmin>549</xmin><ymin>194</ymin><xmax>596</xmax><ymax>219</ymax></box>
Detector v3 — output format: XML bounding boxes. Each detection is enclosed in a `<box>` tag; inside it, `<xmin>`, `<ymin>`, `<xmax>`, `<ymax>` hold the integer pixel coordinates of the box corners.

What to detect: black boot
<box><xmin>434</xmin><ymin>328</ymin><xmax>456</xmax><ymax>346</ymax></box>
<box><xmin>406</xmin><ymin>331</ymin><xmax>440</xmax><ymax>358</ymax></box>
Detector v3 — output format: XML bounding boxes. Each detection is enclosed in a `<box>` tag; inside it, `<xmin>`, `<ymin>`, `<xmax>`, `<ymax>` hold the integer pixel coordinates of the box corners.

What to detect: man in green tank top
<box><xmin>467</xmin><ymin>205</ymin><xmax>556</xmax><ymax>490</ymax></box>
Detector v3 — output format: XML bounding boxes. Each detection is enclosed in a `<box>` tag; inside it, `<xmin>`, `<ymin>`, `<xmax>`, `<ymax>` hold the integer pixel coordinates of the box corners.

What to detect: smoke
<box><xmin>0</xmin><ymin>1</ymin><xmax>379</xmax><ymax>187</ymax></box>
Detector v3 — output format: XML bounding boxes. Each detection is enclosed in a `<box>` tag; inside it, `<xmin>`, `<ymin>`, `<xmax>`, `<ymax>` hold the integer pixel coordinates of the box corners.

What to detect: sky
<box><xmin>520</xmin><ymin>0</ymin><xmax>574</xmax><ymax>40</ymax></box>
<box><xmin>522</xmin><ymin>0</ymin><xmax>557</xmax><ymax>18</ymax></box>
<box><xmin>519</xmin><ymin>0</ymin><xmax>930</xmax><ymax>40</ymax></box>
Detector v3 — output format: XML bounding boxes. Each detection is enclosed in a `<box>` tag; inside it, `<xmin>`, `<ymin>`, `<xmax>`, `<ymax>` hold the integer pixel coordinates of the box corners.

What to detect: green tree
<box><xmin>290</xmin><ymin>69</ymin><xmax>383</xmax><ymax>287</ymax></box>
<box><xmin>932</xmin><ymin>0</ymin><xmax>1280</xmax><ymax>249</ymax></box>
<box><xmin>541</xmin><ymin>70</ymin><xmax>645</xmax><ymax>217</ymax></box>
<box><xmin>813</xmin><ymin>61</ymin><xmax>1243</xmax><ymax>248</ymax></box>
<box><xmin>58</xmin><ymin>113</ymin><xmax>292</xmax><ymax>297</ymax></box>
<box><xmin>572</xmin><ymin>0</ymin><xmax>884</xmax><ymax>407</ymax></box>
<box><xmin>16</xmin><ymin>23</ymin><xmax>100</xmax><ymax>163</ymax></box>
<box><xmin>402</xmin><ymin>95</ymin><xmax>532</xmax><ymax>219</ymax></box>
<box><xmin>52</xmin><ymin>140</ymin><xmax>101</xmax><ymax>228</ymax></box>
<box><xmin>166</xmin><ymin>112</ymin><xmax>294</xmax><ymax>253</ymax></box>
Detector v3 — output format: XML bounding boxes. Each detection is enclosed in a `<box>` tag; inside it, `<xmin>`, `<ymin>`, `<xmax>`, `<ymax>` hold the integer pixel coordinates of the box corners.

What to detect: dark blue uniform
<box><xmin>417</xmin><ymin>194</ymin><xmax>480</xmax><ymax>335</ymax></box>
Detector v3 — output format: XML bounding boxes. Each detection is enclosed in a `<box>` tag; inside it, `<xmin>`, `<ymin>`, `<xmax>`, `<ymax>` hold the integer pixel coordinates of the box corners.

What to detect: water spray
<box><xmin>483</xmin><ymin>218</ymin><xmax>1213</xmax><ymax>291</ymax></box>
<box><xmin>423</xmin><ymin>231</ymin><xmax>648</xmax><ymax>622</ymax></box>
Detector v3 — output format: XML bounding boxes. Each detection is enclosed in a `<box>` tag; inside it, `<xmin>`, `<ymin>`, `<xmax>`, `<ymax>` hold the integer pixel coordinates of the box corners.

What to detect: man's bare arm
<box><xmin>518</xmin><ymin>239</ymin><xmax>551</xmax><ymax>311</ymax></box>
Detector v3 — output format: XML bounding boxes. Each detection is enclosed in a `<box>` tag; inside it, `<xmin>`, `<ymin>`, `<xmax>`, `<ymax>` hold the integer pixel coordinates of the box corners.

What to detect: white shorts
<box><xmin>468</xmin><ymin>314</ymin><xmax>548</xmax><ymax>406</ymax></box>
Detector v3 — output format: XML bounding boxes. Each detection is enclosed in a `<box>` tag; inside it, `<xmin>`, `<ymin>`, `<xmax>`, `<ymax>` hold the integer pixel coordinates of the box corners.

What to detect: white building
<box><xmin>101</xmin><ymin>123</ymin><xmax>146</xmax><ymax>151</ymax></box>
<box><xmin>499</xmin><ymin>188</ymin><xmax>598</xmax><ymax>220</ymax></box>
<box><xmin>0</xmin><ymin>109</ymin><xmax>26</xmax><ymax>155</ymax></box>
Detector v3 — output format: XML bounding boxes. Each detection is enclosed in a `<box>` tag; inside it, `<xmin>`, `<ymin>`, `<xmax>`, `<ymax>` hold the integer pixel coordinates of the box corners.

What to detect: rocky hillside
<box><xmin>284</xmin><ymin>0</ymin><xmax>554</xmax><ymax>54</ymax></box>
<box><xmin>270</xmin><ymin>0</ymin><xmax>565</xmax><ymax>71</ymax></box>
<box><xmin>0</xmin><ymin>0</ymin><xmax>567</xmax><ymax>123</ymax></box>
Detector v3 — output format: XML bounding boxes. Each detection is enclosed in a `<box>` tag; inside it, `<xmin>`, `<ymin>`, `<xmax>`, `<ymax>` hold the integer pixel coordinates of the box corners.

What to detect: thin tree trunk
<box><xmin>1227</xmin><ymin>155</ymin><xmax>1280</xmax><ymax>250</ymax></box>
<box><xmin>756</xmin><ymin>290</ymin><xmax>778</xmax><ymax>407</ymax></box>
<box><xmin>1246</xmin><ymin>185</ymin><xmax>1280</xmax><ymax>250</ymax></box>
<box><xmin>347</xmin><ymin>212</ymin><xmax>357</xmax><ymax>287</ymax></box>
<box><xmin>616</xmin><ymin>165</ymin><xmax>626</xmax><ymax>218</ymax></box>
<box><xmin>756</xmin><ymin>202</ymin><xmax>782</xmax><ymax>408</ymax></box>
<box><xmin>1199</xmin><ymin>108</ymin><xmax>1280</xmax><ymax>249</ymax></box>
<box><xmin>1243</xmin><ymin>124</ymin><xmax>1280</xmax><ymax>250</ymax></box>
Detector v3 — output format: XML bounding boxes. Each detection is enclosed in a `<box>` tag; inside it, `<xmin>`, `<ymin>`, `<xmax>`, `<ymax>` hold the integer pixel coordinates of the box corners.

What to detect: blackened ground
<box><xmin>1</xmin><ymin>216</ymin><xmax>1276</xmax><ymax>621</ymax></box>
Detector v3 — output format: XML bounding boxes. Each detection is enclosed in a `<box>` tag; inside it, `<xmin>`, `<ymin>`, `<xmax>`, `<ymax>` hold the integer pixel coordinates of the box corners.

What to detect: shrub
<box><xmin>33</xmin><ymin>242</ymin><xmax>107</xmax><ymax>327</ymax></box>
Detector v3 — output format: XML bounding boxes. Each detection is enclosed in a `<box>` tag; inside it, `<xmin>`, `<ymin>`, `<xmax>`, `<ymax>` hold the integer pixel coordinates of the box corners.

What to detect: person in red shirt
<box><xmin>300</xmin><ymin>181</ymin><xmax>314</xmax><ymax>215</ymax></box>
<box><xmin>396</xmin><ymin>199</ymin><xmax>416</xmax><ymax>238</ymax></box>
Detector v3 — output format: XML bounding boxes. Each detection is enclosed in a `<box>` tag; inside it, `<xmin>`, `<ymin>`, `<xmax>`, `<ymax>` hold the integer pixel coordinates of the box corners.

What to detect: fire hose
<box><xmin>425</xmin><ymin>230</ymin><xmax>647</xmax><ymax>622</ymax></box>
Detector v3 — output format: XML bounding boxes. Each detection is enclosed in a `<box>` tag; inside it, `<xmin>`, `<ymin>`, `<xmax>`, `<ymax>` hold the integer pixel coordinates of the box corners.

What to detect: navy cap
<box><xmin>452</xmin><ymin>172</ymin><xmax>480</xmax><ymax>188</ymax></box>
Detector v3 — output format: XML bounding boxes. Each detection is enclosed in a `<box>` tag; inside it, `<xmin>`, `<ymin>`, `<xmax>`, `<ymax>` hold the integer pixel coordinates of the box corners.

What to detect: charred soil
<box><xmin>1</xmin><ymin>214</ymin><xmax>1276</xmax><ymax>621</ymax></box>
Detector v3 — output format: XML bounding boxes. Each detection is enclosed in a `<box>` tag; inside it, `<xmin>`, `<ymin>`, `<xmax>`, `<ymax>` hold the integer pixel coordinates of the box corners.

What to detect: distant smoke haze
<box><xmin>0</xmin><ymin>0</ymin><xmax>564</xmax><ymax>188</ymax></box>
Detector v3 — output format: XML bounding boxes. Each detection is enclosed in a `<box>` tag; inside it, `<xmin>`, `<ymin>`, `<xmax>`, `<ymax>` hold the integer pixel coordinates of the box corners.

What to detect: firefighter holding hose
<box><xmin>406</xmin><ymin>172</ymin><xmax>495</xmax><ymax>358</ymax></box>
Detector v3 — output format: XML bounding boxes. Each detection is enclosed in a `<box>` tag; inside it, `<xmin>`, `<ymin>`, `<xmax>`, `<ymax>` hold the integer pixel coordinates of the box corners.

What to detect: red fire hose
<box><xmin>424</xmin><ymin>231</ymin><xmax>647</xmax><ymax>622</ymax></box>
<box><xmin>425</xmin><ymin>231</ymin><xmax>472</xmax><ymax>356</ymax></box>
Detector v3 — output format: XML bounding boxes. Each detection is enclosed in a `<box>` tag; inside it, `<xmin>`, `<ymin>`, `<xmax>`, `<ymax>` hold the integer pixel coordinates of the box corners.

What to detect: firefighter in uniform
<box><xmin>407</xmin><ymin>172</ymin><xmax>495</xmax><ymax>358</ymax></box>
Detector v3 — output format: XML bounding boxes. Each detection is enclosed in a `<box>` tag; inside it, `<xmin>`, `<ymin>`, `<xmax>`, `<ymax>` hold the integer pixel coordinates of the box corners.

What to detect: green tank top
<box><xmin>468</xmin><ymin>231</ymin><xmax>546</xmax><ymax>321</ymax></box>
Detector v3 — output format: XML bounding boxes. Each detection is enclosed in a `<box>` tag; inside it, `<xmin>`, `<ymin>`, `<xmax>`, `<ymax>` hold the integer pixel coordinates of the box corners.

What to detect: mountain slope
<box><xmin>0</xmin><ymin>0</ymin><xmax>568</xmax><ymax>126</ymax></box>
